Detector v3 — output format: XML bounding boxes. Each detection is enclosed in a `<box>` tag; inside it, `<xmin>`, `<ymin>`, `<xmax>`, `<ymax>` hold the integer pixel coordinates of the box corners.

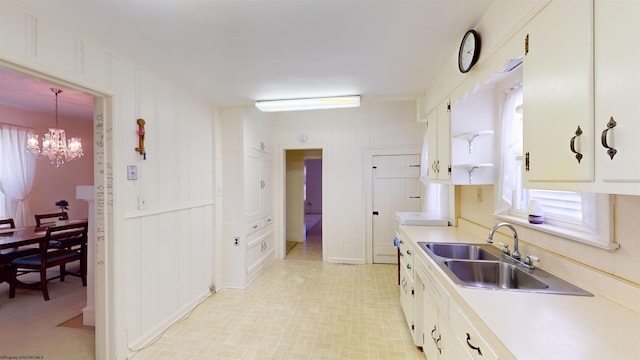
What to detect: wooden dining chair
<box><xmin>34</xmin><ymin>212</ymin><xmax>67</xmax><ymax>227</ymax></box>
<box><xmin>9</xmin><ymin>221</ymin><xmax>88</xmax><ymax>301</ymax></box>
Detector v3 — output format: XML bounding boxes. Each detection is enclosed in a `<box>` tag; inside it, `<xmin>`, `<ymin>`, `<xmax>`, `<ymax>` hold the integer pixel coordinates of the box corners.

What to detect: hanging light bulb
<box><xmin>26</xmin><ymin>88</ymin><xmax>84</xmax><ymax>167</ymax></box>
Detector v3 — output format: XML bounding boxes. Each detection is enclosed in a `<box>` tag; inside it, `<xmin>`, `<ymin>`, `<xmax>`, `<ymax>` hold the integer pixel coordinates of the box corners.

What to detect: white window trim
<box><xmin>496</xmin><ymin>193</ymin><xmax>618</xmax><ymax>250</ymax></box>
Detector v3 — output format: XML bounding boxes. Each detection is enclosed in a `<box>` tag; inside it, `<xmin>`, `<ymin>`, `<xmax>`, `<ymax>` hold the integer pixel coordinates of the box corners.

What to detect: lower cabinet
<box><xmin>412</xmin><ymin>254</ymin><xmax>499</xmax><ymax>359</ymax></box>
<box><xmin>246</xmin><ymin>224</ymin><xmax>274</xmax><ymax>284</ymax></box>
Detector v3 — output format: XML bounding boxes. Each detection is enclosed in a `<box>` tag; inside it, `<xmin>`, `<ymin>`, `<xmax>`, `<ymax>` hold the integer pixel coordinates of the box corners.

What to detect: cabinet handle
<box><xmin>525</xmin><ymin>152</ymin><xmax>530</xmax><ymax>172</ymax></box>
<box><xmin>406</xmin><ymin>250</ymin><xmax>411</xmax><ymax>255</ymax></box>
<box><xmin>601</xmin><ymin>117</ymin><xmax>618</xmax><ymax>159</ymax></box>
<box><xmin>435</xmin><ymin>334</ymin><xmax>442</xmax><ymax>354</ymax></box>
<box><xmin>466</xmin><ymin>332</ymin><xmax>483</xmax><ymax>356</ymax></box>
<box><xmin>406</xmin><ymin>264</ymin><xmax>412</xmax><ymax>270</ymax></box>
<box><xmin>569</xmin><ymin>126</ymin><xmax>583</xmax><ymax>163</ymax></box>
<box><xmin>431</xmin><ymin>325</ymin><xmax>437</xmax><ymax>341</ymax></box>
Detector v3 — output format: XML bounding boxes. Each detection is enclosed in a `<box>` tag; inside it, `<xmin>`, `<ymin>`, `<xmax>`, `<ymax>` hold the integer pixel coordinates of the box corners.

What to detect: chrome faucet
<box><xmin>487</xmin><ymin>222</ymin><xmax>521</xmax><ymax>261</ymax></box>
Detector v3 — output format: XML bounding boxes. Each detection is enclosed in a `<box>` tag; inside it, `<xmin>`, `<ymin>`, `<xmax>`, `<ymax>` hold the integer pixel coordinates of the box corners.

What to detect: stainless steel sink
<box><xmin>444</xmin><ymin>260</ymin><xmax>548</xmax><ymax>290</ymax></box>
<box><xmin>417</xmin><ymin>241</ymin><xmax>592</xmax><ymax>296</ymax></box>
<box><xmin>418</xmin><ymin>242</ymin><xmax>500</xmax><ymax>261</ymax></box>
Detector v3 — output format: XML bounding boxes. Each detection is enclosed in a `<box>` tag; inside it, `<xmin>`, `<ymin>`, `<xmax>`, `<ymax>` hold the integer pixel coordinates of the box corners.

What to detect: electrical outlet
<box><xmin>476</xmin><ymin>188</ymin><xmax>483</xmax><ymax>202</ymax></box>
<box><xmin>233</xmin><ymin>236</ymin><xmax>239</xmax><ymax>246</ymax></box>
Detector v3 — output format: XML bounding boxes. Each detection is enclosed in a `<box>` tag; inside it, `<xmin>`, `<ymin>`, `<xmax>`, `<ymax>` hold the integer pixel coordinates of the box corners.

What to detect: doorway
<box><xmin>0</xmin><ymin>64</ymin><xmax>100</xmax><ymax>355</ymax></box>
<box><xmin>0</xmin><ymin>61</ymin><xmax>111</xmax><ymax>358</ymax></box>
<box><xmin>284</xmin><ymin>149</ymin><xmax>323</xmax><ymax>261</ymax></box>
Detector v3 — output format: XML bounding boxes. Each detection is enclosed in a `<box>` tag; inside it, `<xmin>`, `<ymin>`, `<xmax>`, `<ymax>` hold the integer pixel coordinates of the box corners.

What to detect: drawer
<box><xmin>451</xmin><ymin>304</ymin><xmax>499</xmax><ymax>360</ymax></box>
<box><xmin>247</xmin><ymin>219</ymin><xmax>264</xmax><ymax>234</ymax></box>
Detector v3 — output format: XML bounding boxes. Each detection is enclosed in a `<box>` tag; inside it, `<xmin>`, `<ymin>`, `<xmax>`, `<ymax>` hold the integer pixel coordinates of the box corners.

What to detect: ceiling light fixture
<box><xmin>255</xmin><ymin>95</ymin><xmax>360</xmax><ymax>112</ymax></box>
<box><xmin>26</xmin><ymin>88</ymin><xmax>84</xmax><ymax>167</ymax></box>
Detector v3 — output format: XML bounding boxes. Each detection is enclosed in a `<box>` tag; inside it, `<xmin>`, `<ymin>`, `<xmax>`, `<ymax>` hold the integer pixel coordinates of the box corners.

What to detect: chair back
<box><xmin>43</xmin><ymin>222</ymin><xmax>88</xmax><ymax>252</ymax></box>
<box><xmin>34</xmin><ymin>212</ymin><xmax>66</xmax><ymax>227</ymax></box>
<box><xmin>0</xmin><ymin>218</ymin><xmax>15</xmax><ymax>229</ymax></box>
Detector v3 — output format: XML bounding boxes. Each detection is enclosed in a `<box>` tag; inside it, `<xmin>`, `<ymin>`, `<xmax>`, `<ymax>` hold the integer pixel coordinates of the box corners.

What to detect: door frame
<box><xmin>364</xmin><ymin>146</ymin><xmax>422</xmax><ymax>264</ymax></box>
<box><xmin>277</xmin><ymin>144</ymin><xmax>326</xmax><ymax>261</ymax></box>
<box><xmin>0</xmin><ymin>59</ymin><xmax>114</xmax><ymax>358</ymax></box>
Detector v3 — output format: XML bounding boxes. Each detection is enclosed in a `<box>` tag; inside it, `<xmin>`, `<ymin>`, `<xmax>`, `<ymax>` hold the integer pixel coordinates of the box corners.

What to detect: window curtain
<box><xmin>494</xmin><ymin>85</ymin><xmax>523</xmax><ymax>215</ymax></box>
<box><xmin>0</xmin><ymin>125</ymin><xmax>36</xmax><ymax>226</ymax></box>
<box><xmin>420</xmin><ymin>125</ymin><xmax>448</xmax><ymax>219</ymax></box>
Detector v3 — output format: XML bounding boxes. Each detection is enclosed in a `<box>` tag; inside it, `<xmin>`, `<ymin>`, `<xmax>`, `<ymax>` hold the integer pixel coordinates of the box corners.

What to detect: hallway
<box><xmin>132</xmin><ymin>258</ymin><xmax>423</xmax><ymax>359</ymax></box>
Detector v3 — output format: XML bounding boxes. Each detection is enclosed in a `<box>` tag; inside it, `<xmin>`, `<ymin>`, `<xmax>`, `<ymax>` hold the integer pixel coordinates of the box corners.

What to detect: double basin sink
<box><xmin>417</xmin><ymin>242</ymin><xmax>592</xmax><ymax>296</ymax></box>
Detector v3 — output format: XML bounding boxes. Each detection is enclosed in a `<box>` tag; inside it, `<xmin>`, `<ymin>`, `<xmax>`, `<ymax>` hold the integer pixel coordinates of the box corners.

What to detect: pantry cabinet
<box><xmin>427</xmin><ymin>98</ymin><xmax>452</xmax><ymax>183</ymax></box>
<box><xmin>594</xmin><ymin>0</ymin><xmax>640</xmax><ymax>188</ymax></box>
<box><xmin>522</xmin><ymin>0</ymin><xmax>595</xmax><ymax>186</ymax></box>
<box><xmin>221</xmin><ymin>107</ymin><xmax>275</xmax><ymax>288</ymax></box>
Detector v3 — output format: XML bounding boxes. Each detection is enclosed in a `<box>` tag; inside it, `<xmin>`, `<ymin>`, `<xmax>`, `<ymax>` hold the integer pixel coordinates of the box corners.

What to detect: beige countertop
<box><xmin>399</xmin><ymin>224</ymin><xmax>640</xmax><ymax>360</ymax></box>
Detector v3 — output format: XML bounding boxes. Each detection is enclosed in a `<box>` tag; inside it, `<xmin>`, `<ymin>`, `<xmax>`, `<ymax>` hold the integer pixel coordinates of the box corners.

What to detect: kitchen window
<box><xmin>494</xmin><ymin>81</ymin><xmax>615</xmax><ymax>249</ymax></box>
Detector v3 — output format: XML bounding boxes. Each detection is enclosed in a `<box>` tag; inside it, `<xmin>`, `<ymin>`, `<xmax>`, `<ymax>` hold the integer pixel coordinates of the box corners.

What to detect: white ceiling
<box><xmin>2</xmin><ymin>0</ymin><xmax>494</xmax><ymax>118</ymax></box>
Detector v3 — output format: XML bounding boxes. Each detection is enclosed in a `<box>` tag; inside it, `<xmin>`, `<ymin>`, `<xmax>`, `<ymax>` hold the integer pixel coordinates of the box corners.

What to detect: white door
<box><xmin>372</xmin><ymin>154</ymin><xmax>421</xmax><ymax>264</ymax></box>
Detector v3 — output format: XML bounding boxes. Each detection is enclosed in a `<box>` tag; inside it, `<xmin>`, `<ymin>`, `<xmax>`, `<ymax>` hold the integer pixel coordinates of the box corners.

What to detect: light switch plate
<box><xmin>127</xmin><ymin>165</ymin><xmax>137</xmax><ymax>180</ymax></box>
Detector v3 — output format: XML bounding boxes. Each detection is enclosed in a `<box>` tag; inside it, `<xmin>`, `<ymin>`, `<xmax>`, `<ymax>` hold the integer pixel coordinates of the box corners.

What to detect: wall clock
<box><xmin>458</xmin><ymin>30</ymin><xmax>481</xmax><ymax>73</ymax></box>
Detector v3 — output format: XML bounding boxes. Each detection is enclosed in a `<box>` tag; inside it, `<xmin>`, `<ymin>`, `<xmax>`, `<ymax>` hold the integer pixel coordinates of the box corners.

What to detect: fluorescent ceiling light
<box><xmin>255</xmin><ymin>95</ymin><xmax>360</xmax><ymax>112</ymax></box>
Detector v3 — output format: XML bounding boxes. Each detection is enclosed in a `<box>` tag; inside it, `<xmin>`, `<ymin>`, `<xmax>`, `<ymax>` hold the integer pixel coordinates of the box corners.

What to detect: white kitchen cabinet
<box><xmin>398</xmin><ymin>233</ymin><xmax>421</xmax><ymax>345</ymax></box>
<box><xmin>245</xmin><ymin>148</ymin><xmax>272</xmax><ymax>226</ymax></box>
<box><xmin>427</xmin><ymin>98</ymin><xmax>452</xmax><ymax>183</ymax></box>
<box><xmin>522</xmin><ymin>0</ymin><xmax>595</xmax><ymax>186</ymax></box>
<box><xmin>417</xmin><ymin>259</ymin><xmax>467</xmax><ymax>359</ymax></box>
<box><xmin>244</xmin><ymin>107</ymin><xmax>273</xmax><ymax>153</ymax></box>
<box><xmin>594</xmin><ymin>0</ymin><xmax>640</xmax><ymax>191</ymax></box>
<box><xmin>411</xmin><ymin>248</ymin><xmax>500</xmax><ymax>360</ymax></box>
<box><xmin>221</xmin><ymin>107</ymin><xmax>275</xmax><ymax>288</ymax></box>
<box><xmin>246</xmin><ymin>225</ymin><xmax>274</xmax><ymax>284</ymax></box>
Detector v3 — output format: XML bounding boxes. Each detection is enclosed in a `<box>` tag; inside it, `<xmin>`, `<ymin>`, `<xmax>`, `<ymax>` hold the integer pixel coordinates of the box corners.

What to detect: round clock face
<box><xmin>458</xmin><ymin>30</ymin><xmax>480</xmax><ymax>73</ymax></box>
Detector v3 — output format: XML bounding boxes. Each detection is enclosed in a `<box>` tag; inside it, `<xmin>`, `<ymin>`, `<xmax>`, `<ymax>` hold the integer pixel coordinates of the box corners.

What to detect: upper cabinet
<box><xmin>522</xmin><ymin>0</ymin><xmax>595</xmax><ymax>186</ymax></box>
<box><xmin>521</xmin><ymin>0</ymin><xmax>640</xmax><ymax>195</ymax></box>
<box><xmin>244</xmin><ymin>107</ymin><xmax>273</xmax><ymax>153</ymax></box>
<box><xmin>427</xmin><ymin>98</ymin><xmax>452</xmax><ymax>183</ymax></box>
<box><xmin>594</xmin><ymin>0</ymin><xmax>640</xmax><ymax>190</ymax></box>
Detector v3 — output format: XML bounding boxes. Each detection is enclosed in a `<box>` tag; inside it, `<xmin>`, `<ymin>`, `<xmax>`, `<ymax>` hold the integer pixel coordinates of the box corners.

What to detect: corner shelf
<box><xmin>453</xmin><ymin>130</ymin><xmax>494</xmax><ymax>153</ymax></box>
<box><xmin>452</xmin><ymin>163</ymin><xmax>494</xmax><ymax>184</ymax></box>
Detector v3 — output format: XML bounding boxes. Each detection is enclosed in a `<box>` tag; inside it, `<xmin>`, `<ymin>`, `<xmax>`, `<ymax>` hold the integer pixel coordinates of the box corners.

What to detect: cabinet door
<box><xmin>595</xmin><ymin>0</ymin><xmax>640</xmax><ymax>184</ymax></box>
<box><xmin>422</xmin><ymin>264</ymin><xmax>443</xmax><ymax>360</ymax></box>
<box><xmin>436</xmin><ymin>99</ymin><xmax>452</xmax><ymax>182</ymax></box>
<box><xmin>427</xmin><ymin>100</ymin><xmax>451</xmax><ymax>182</ymax></box>
<box><xmin>400</xmin><ymin>259</ymin><xmax>414</xmax><ymax>330</ymax></box>
<box><xmin>260</xmin><ymin>152</ymin><xmax>272</xmax><ymax>218</ymax></box>
<box><xmin>523</xmin><ymin>0</ymin><xmax>594</xmax><ymax>185</ymax></box>
<box><xmin>427</xmin><ymin>108</ymin><xmax>439</xmax><ymax>182</ymax></box>
<box><xmin>244</xmin><ymin>149</ymin><xmax>262</xmax><ymax>222</ymax></box>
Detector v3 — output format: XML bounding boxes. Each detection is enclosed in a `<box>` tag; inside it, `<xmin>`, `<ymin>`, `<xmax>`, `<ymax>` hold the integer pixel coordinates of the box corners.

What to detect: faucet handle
<box><xmin>523</xmin><ymin>254</ymin><xmax>540</xmax><ymax>267</ymax></box>
<box><xmin>497</xmin><ymin>242</ymin><xmax>510</xmax><ymax>255</ymax></box>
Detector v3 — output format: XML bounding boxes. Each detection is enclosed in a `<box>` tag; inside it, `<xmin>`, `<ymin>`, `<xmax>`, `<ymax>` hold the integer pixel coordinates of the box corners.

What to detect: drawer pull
<box><xmin>466</xmin><ymin>332</ymin><xmax>483</xmax><ymax>356</ymax></box>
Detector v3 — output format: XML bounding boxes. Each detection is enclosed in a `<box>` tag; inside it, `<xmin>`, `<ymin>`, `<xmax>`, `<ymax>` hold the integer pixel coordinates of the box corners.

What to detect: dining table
<box><xmin>0</xmin><ymin>219</ymin><xmax>88</xmax><ymax>283</ymax></box>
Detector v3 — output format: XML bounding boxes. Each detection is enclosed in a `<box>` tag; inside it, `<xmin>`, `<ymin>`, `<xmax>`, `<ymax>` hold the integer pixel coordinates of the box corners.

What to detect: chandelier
<box><xmin>26</xmin><ymin>88</ymin><xmax>84</xmax><ymax>167</ymax></box>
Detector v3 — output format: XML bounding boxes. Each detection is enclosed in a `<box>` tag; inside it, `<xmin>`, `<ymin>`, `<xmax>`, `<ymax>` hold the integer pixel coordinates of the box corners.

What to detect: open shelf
<box><xmin>452</xmin><ymin>130</ymin><xmax>494</xmax><ymax>153</ymax></box>
<box><xmin>452</xmin><ymin>163</ymin><xmax>494</xmax><ymax>184</ymax></box>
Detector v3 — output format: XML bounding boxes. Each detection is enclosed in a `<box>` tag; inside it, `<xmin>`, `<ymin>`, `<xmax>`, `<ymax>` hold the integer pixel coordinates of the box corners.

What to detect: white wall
<box><xmin>275</xmin><ymin>99</ymin><xmax>425</xmax><ymax>263</ymax></box>
<box><xmin>1</xmin><ymin>3</ymin><xmax>215</xmax><ymax>359</ymax></box>
<box><xmin>0</xmin><ymin>104</ymin><xmax>93</xmax><ymax>224</ymax></box>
